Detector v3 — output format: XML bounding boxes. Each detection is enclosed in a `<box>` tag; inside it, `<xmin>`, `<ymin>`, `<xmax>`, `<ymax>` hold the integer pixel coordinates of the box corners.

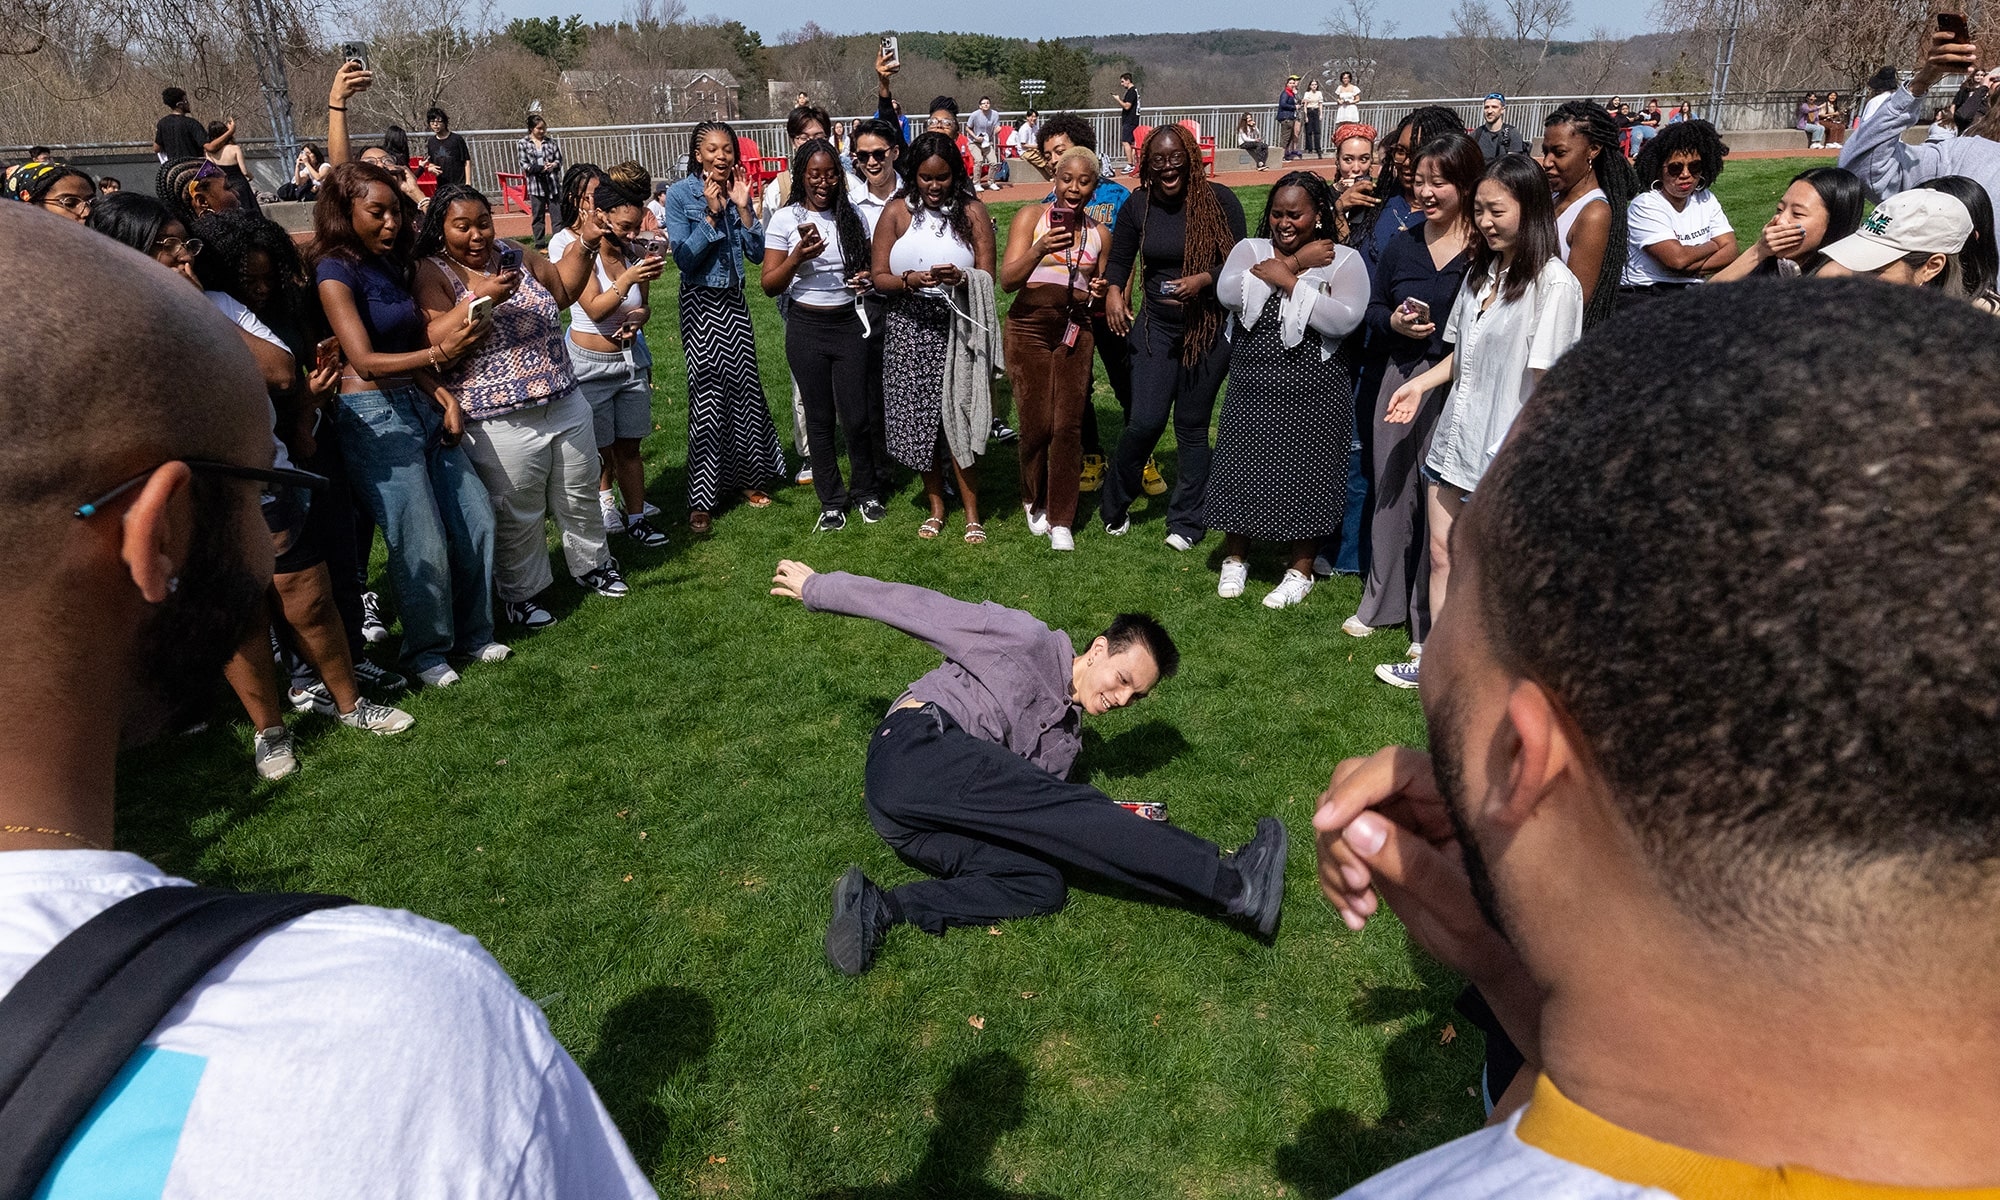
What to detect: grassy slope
<box><xmin>117</xmin><ymin>164</ymin><xmax>1818</xmax><ymax>1199</ymax></box>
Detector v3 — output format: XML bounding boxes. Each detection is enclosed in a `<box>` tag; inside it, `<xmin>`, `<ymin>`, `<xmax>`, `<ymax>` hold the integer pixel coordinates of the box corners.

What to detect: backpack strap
<box><xmin>0</xmin><ymin>886</ymin><xmax>353</xmax><ymax>1199</ymax></box>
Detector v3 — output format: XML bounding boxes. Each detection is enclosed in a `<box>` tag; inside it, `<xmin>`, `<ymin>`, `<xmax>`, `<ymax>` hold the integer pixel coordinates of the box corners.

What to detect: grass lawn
<box><xmin>117</xmin><ymin>165</ymin><xmax>1817</xmax><ymax>1198</ymax></box>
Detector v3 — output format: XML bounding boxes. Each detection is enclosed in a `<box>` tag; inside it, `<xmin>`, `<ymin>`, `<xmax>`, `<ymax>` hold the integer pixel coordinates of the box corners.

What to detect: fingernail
<box><xmin>1345</xmin><ymin>813</ymin><xmax>1387</xmax><ymax>857</ymax></box>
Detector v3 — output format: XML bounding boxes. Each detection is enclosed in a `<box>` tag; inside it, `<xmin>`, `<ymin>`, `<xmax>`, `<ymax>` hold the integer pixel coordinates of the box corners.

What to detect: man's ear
<box><xmin>119</xmin><ymin>462</ymin><xmax>194</xmax><ymax>604</ymax></box>
<box><xmin>1480</xmin><ymin>680</ymin><xmax>1578</xmax><ymax>832</ymax></box>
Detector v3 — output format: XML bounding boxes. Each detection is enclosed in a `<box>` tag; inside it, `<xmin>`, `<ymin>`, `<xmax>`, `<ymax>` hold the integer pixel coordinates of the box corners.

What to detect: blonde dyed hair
<box><xmin>1054</xmin><ymin>145</ymin><xmax>1101</xmax><ymax>178</ymax></box>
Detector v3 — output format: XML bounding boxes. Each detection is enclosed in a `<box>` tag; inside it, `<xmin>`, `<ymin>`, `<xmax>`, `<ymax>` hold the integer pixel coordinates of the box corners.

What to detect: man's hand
<box><xmin>876</xmin><ymin>47</ymin><xmax>899</xmax><ymax>85</ymax></box>
<box><xmin>1914</xmin><ymin>28</ymin><xmax>1979</xmax><ymax>97</ymax></box>
<box><xmin>1314</xmin><ymin>747</ymin><xmax>1542</xmax><ymax>1059</ymax></box>
<box><xmin>330</xmin><ymin>60</ymin><xmax>373</xmax><ymax>105</ymax></box>
<box><xmin>770</xmin><ymin>559</ymin><xmax>817</xmax><ymax>600</ymax></box>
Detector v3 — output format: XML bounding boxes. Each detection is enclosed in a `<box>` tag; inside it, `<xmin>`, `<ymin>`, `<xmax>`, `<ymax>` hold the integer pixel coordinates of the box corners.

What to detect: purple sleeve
<box><xmin>801</xmin><ymin>572</ymin><xmax>1001</xmax><ymax>669</ymax></box>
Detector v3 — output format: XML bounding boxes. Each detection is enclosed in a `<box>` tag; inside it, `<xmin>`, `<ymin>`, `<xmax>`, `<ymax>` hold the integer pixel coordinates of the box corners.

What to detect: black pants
<box><xmin>864</xmin><ymin>705</ymin><xmax>1228</xmax><ymax>935</ymax></box>
<box><xmin>1304</xmin><ymin>110</ymin><xmax>1323</xmax><ymax>155</ymax></box>
<box><xmin>528</xmin><ymin>193</ymin><xmax>555</xmax><ymax>245</ymax></box>
<box><xmin>785</xmin><ymin>303</ymin><xmax>881</xmax><ymax>510</ymax></box>
<box><xmin>1079</xmin><ymin>311</ymin><xmax>1134</xmax><ymax>457</ymax></box>
<box><xmin>1100</xmin><ymin>306</ymin><xmax>1227</xmax><ymax>542</ymax></box>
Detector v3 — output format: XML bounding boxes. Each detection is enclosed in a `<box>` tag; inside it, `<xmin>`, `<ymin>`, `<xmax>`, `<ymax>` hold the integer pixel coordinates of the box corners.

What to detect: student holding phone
<box><xmin>412</xmin><ymin>182</ymin><xmax>615</xmax><ymax>632</ymax></box>
<box><xmin>664</xmin><ymin>121</ymin><xmax>786</xmax><ymax>535</ymax></box>
<box><xmin>555</xmin><ymin>162</ymin><xmax>670</xmax><ymax>550</ymax></box>
<box><xmin>1347</xmin><ymin>131</ymin><xmax>1480</xmax><ymax>655</ymax></box>
<box><xmin>1841</xmin><ymin>17</ymin><xmax>2000</xmax><ymax>210</ymax></box>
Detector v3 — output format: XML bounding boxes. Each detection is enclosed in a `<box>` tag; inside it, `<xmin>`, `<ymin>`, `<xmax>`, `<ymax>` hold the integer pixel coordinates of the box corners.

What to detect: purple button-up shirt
<box><xmin>802</xmin><ymin>571</ymin><xmax>1085</xmax><ymax>778</ymax></box>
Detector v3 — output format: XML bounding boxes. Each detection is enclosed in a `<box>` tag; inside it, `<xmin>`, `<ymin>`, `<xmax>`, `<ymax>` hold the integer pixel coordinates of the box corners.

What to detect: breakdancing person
<box><xmin>769</xmin><ymin>561</ymin><xmax>1288</xmax><ymax>975</ymax></box>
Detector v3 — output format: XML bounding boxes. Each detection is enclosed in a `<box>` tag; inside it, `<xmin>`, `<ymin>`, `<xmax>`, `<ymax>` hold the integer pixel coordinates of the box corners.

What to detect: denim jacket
<box><xmin>664</xmin><ymin>174</ymin><xmax>765</xmax><ymax>290</ymax></box>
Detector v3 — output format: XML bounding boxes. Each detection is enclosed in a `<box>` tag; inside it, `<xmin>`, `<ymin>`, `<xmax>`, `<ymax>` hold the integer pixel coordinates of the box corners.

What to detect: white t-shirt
<box><xmin>1338</xmin><ymin>1112</ymin><xmax>1670</xmax><ymax>1199</ymax></box>
<box><xmin>206</xmin><ymin>291</ymin><xmax>295</xmax><ymax>473</ymax></box>
<box><xmin>0</xmin><ymin>851</ymin><xmax>655</xmax><ymax>1200</ymax></box>
<box><xmin>849</xmin><ymin>179</ymin><xmax>900</xmax><ymax>237</ymax></box>
<box><xmin>1430</xmin><ymin>257</ymin><xmax>1584</xmax><ymax>492</ymax></box>
<box><xmin>765</xmin><ymin>204</ymin><xmax>858</xmax><ymax>308</ymax></box>
<box><xmin>1621</xmin><ymin>187</ymin><xmax>1733</xmax><ymax>285</ymax></box>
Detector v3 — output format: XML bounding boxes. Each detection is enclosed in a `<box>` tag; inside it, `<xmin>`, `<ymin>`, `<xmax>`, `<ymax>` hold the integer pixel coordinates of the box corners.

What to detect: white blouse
<box><xmin>1427</xmin><ymin>255</ymin><xmax>1584</xmax><ymax>492</ymax></box>
<box><xmin>1216</xmin><ymin>238</ymin><xmax>1371</xmax><ymax>362</ymax></box>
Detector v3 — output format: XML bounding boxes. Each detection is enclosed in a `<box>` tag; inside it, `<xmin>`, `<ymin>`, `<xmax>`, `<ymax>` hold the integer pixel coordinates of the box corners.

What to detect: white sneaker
<box><xmin>1023</xmin><ymin>504</ymin><xmax>1050</xmax><ymax>536</ymax></box>
<box><xmin>1341</xmin><ymin>614</ymin><xmax>1373</xmax><ymax>638</ymax></box>
<box><xmin>599</xmin><ymin>490</ymin><xmax>623</xmax><ymax>534</ymax></box>
<box><xmin>1262</xmin><ymin>569</ymin><xmax>1315</xmax><ymax>609</ymax></box>
<box><xmin>1049</xmin><ymin>526</ymin><xmax>1074</xmax><ymax>551</ymax></box>
<box><xmin>1164</xmin><ymin>532</ymin><xmax>1196</xmax><ymax>552</ymax></box>
<box><xmin>1104</xmin><ymin>517</ymin><xmax>1129</xmax><ymax>537</ymax></box>
<box><xmin>1218</xmin><ymin>557</ymin><xmax>1249</xmax><ymax>598</ymax></box>
<box><xmin>472</xmin><ymin>642</ymin><xmax>512</xmax><ymax>664</ymax></box>
<box><xmin>338</xmin><ymin>698</ymin><xmax>416</xmax><ymax>735</ymax></box>
<box><xmin>253</xmin><ymin>726</ymin><xmax>298</xmax><ymax>780</ymax></box>
<box><xmin>795</xmin><ymin>464</ymin><xmax>814</xmax><ymax>484</ymax></box>
<box><xmin>1408</xmin><ymin>641</ymin><xmax>1423</xmax><ymax>661</ymax></box>
<box><xmin>417</xmin><ymin>663</ymin><xmax>461</xmax><ymax>689</ymax></box>
<box><xmin>641</xmin><ymin>500</ymin><xmax>661</xmax><ymax>518</ymax></box>
<box><xmin>1376</xmin><ymin>660</ymin><xmax>1422</xmax><ymax>689</ymax></box>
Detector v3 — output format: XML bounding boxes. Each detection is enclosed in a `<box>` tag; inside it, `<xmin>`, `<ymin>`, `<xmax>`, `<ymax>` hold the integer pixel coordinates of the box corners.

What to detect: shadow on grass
<box><xmin>582</xmin><ymin>984</ymin><xmax>716</xmax><ymax>1178</ymax></box>
<box><xmin>813</xmin><ymin>1051</ymin><xmax>1061</xmax><ymax>1200</ymax></box>
<box><xmin>1077</xmin><ymin>721</ymin><xmax>1190</xmax><ymax>781</ymax></box>
<box><xmin>1271</xmin><ymin>984</ymin><xmax>1483</xmax><ymax>1198</ymax></box>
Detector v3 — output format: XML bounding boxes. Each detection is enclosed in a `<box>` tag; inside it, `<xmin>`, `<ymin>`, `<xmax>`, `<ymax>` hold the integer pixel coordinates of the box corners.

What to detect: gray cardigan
<box><xmin>1840</xmin><ymin>85</ymin><xmax>2000</xmax><ymax>201</ymax></box>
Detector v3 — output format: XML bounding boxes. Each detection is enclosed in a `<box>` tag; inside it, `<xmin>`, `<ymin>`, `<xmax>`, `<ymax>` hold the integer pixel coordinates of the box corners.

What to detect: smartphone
<box><xmin>339</xmin><ymin>41</ymin><xmax>369</xmax><ymax>71</ymax></box>
<box><xmin>633</xmin><ymin>231</ymin><xmax>667</xmax><ymax>261</ymax></box>
<box><xmin>1939</xmin><ymin>10</ymin><xmax>1972</xmax><ymax>41</ymax></box>
<box><xmin>1048</xmin><ymin>204</ymin><xmax>1075</xmax><ymax>233</ymax></box>
<box><xmin>1400</xmin><ymin>297</ymin><xmax>1431</xmax><ymax>322</ymax></box>
<box><xmin>880</xmin><ymin>35</ymin><xmax>900</xmax><ymax>69</ymax></box>
<box><xmin>495</xmin><ymin>241</ymin><xmax>523</xmax><ymax>269</ymax></box>
<box><xmin>314</xmin><ymin>336</ymin><xmax>340</xmax><ymax>372</ymax></box>
<box><xmin>466</xmin><ymin>295</ymin><xmax>494</xmax><ymax>326</ymax></box>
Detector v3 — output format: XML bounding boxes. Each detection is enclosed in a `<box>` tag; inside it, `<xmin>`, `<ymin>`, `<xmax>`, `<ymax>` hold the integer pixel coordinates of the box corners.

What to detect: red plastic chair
<box><xmin>407</xmin><ymin>157</ymin><xmax>438</xmax><ymax>199</ymax></box>
<box><xmin>1129</xmin><ymin>123</ymin><xmax>1153</xmax><ymax>155</ymax></box>
<box><xmin>737</xmin><ymin>136</ymin><xmax>778</xmax><ymax>186</ymax></box>
<box><xmin>495</xmin><ymin>172</ymin><xmax>528</xmax><ymax>214</ymax></box>
<box><xmin>1178</xmin><ymin>120</ymin><xmax>1215</xmax><ymax>172</ymax></box>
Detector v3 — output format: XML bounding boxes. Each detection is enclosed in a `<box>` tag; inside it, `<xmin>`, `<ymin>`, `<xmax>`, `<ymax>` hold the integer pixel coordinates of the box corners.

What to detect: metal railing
<box><xmin>5</xmin><ymin>89</ymin><xmax>1855</xmax><ymax>191</ymax></box>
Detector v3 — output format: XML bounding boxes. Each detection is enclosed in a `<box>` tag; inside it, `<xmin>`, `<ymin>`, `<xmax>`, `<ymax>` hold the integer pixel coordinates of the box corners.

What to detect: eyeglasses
<box><xmin>151</xmin><ymin>236</ymin><xmax>203</xmax><ymax>259</ymax></box>
<box><xmin>75</xmin><ymin>460</ymin><xmax>328</xmax><ymax>520</ymax></box>
<box><xmin>1146</xmin><ymin>152</ymin><xmax>1189</xmax><ymax>169</ymax></box>
<box><xmin>852</xmin><ymin>148</ymin><xmax>891</xmax><ymax>163</ymax></box>
<box><xmin>42</xmin><ymin>194</ymin><xmax>93</xmax><ymax>214</ymax></box>
<box><xmin>1663</xmin><ymin>161</ymin><xmax>1703</xmax><ymax>179</ymax></box>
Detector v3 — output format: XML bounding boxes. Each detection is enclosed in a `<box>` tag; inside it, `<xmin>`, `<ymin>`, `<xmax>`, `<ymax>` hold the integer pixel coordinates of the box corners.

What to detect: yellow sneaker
<box><xmin>1141</xmin><ymin>458</ymin><xmax>1168</xmax><ymax>496</ymax></box>
<box><xmin>1079</xmin><ymin>454</ymin><xmax>1106</xmax><ymax>492</ymax></box>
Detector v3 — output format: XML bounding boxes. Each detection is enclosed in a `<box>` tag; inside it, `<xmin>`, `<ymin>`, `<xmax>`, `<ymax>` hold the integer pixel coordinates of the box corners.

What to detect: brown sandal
<box><xmin>689</xmin><ymin>511</ymin><xmax>712</xmax><ymax>535</ymax></box>
<box><xmin>918</xmin><ymin>515</ymin><xmax>945</xmax><ymax>540</ymax></box>
<box><xmin>743</xmin><ymin>489</ymin><xmax>772</xmax><ymax>508</ymax></box>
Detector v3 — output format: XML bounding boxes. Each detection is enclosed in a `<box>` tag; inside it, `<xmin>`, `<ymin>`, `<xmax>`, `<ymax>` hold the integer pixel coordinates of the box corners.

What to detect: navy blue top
<box><xmin>1366</xmin><ymin>224</ymin><xmax>1470</xmax><ymax>369</ymax></box>
<box><xmin>315</xmin><ymin>255</ymin><xmax>425</xmax><ymax>355</ymax></box>
<box><xmin>1364</xmin><ymin>194</ymin><xmax>1426</xmax><ymax>276</ymax></box>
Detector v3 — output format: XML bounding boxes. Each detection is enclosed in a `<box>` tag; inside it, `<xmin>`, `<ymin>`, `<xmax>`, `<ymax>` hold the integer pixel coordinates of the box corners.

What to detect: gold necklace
<box><xmin>1</xmin><ymin>824</ymin><xmax>103</xmax><ymax>849</ymax></box>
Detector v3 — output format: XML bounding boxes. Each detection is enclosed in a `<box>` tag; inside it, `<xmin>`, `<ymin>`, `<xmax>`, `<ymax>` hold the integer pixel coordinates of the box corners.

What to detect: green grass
<box><xmin>118</xmin><ymin>172</ymin><xmax>1810</xmax><ymax>1198</ymax></box>
<box><xmin>1711</xmin><ymin>156</ymin><xmax>1828</xmax><ymax>240</ymax></box>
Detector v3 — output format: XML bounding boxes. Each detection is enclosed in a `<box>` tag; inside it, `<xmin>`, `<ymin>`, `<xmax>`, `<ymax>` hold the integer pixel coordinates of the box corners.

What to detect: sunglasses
<box><xmin>76</xmin><ymin>459</ymin><xmax>327</xmax><ymax>519</ymax></box>
<box><xmin>1663</xmin><ymin>161</ymin><xmax>1703</xmax><ymax>179</ymax></box>
<box><xmin>852</xmin><ymin>148</ymin><xmax>891</xmax><ymax>163</ymax></box>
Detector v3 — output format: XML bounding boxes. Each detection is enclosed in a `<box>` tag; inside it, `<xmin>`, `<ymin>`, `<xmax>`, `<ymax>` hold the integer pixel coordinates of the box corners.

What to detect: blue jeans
<box><xmin>1629</xmin><ymin>124</ymin><xmax>1658</xmax><ymax>155</ymax></box>
<box><xmin>331</xmin><ymin>385</ymin><xmax>496</xmax><ymax>672</ymax></box>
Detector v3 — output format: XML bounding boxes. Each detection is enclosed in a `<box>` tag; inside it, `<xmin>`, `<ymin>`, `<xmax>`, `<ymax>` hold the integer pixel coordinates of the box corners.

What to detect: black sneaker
<box><xmin>360</xmin><ymin>590</ymin><xmax>390</xmax><ymax>644</ymax></box>
<box><xmin>624</xmin><ymin>516</ymin><xmax>670</xmax><ymax>548</ymax></box>
<box><xmin>858</xmin><ymin>498</ymin><xmax>887</xmax><ymax>524</ymax></box>
<box><xmin>825</xmin><ymin>867</ymin><xmax>894</xmax><ymax>976</ymax></box>
<box><xmin>814</xmin><ymin>508</ymin><xmax>847</xmax><ymax>533</ymax></box>
<box><xmin>1225</xmin><ymin>817</ymin><xmax>1289</xmax><ymax>938</ymax></box>
<box><xmin>575</xmin><ymin>560</ymin><xmax>630</xmax><ymax>597</ymax></box>
<box><xmin>352</xmin><ymin>659</ymin><xmax>408</xmax><ymax>695</ymax></box>
<box><xmin>991</xmin><ymin>417</ymin><xmax>1018</xmax><ymax>443</ymax></box>
<box><xmin>505</xmin><ymin>599</ymin><xmax>557</xmax><ymax>628</ymax></box>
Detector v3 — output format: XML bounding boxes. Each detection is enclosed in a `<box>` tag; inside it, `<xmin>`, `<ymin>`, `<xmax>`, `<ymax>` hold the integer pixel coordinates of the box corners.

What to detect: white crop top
<box><xmin>888</xmin><ymin>205</ymin><xmax>976</xmax><ymax>279</ymax></box>
<box><xmin>550</xmin><ymin>228</ymin><xmax>644</xmax><ymax>338</ymax></box>
<box><xmin>1553</xmin><ymin>186</ymin><xmax>1606</xmax><ymax>265</ymax></box>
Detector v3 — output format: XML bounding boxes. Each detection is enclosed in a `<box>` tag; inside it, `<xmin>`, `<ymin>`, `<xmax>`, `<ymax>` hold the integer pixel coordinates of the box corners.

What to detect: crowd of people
<box><xmin>6</xmin><ymin>26</ymin><xmax>2000</xmax><ymax>1196</ymax></box>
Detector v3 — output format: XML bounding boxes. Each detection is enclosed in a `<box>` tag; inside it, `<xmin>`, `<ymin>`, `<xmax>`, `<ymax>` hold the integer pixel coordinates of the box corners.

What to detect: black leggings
<box><xmin>1099</xmin><ymin>305</ymin><xmax>1228</xmax><ymax>542</ymax></box>
<box><xmin>784</xmin><ymin>303</ymin><xmax>880</xmax><ymax>510</ymax></box>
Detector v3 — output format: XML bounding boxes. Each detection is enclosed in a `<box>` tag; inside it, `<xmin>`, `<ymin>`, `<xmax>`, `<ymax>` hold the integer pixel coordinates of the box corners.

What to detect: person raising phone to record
<box><xmin>1842</xmin><ymin>15</ymin><xmax>2000</xmax><ymax>207</ymax></box>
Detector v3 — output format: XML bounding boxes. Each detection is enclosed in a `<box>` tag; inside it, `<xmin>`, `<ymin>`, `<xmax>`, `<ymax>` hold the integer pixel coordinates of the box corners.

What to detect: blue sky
<box><xmin>493</xmin><ymin>0</ymin><xmax>1655</xmax><ymax>42</ymax></box>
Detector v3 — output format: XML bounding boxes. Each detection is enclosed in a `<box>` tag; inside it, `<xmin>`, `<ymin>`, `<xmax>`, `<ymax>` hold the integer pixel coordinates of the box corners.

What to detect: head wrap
<box><xmin>1332</xmin><ymin>122</ymin><xmax>1378</xmax><ymax>147</ymax></box>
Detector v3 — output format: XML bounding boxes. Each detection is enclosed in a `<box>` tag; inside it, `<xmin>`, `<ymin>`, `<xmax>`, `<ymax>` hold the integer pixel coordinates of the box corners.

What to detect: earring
<box><xmin>166</xmin><ymin>576</ymin><xmax>180</xmax><ymax>594</ymax></box>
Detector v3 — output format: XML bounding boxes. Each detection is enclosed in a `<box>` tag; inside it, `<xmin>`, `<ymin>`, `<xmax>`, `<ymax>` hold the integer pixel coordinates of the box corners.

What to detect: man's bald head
<box><xmin>0</xmin><ymin>203</ymin><xmax>269</xmax><ymax>574</ymax></box>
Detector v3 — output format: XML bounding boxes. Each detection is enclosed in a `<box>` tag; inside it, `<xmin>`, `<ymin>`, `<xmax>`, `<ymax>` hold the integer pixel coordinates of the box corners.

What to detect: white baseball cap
<box><xmin>1822</xmin><ymin>190</ymin><xmax>1973</xmax><ymax>273</ymax></box>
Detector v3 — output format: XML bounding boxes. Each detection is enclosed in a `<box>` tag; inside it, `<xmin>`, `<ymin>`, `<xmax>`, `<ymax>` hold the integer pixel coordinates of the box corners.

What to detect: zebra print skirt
<box><xmin>679</xmin><ymin>284</ymin><xmax>786</xmax><ymax>513</ymax></box>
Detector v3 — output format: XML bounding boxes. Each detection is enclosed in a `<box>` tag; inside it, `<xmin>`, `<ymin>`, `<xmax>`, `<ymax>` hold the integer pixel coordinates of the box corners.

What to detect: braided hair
<box><xmin>1347</xmin><ymin>105</ymin><xmax>1464</xmax><ymax>252</ymax></box>
<box><xmin>1544</xmin><ymin>100</ymin><xmax>1638</xmax><ymax>329</ymax></box>
<box><xmin>787</xmin><ymin>138</ymin><xmax>870</xmax><ymax>276</ymax></box>
<box><xmin>1257</xmin><ymin>169</ymin><xmax>1340</xmax><ymax>245</ymax></box>
<box><xmin>412</xmin><ymin>183</ymin><xmax>489</xmax><ymax>261</ymax></box>
<box><xmin>1134</xmin><ymin>122</ymin><xmax>1236</xmax><ymax>365</ymax></box>
<box><xmin>155</xmin><ymin>157</ymin><xmax>209</xmax><ymax>226</ymax></box>
<box><xmin>898</xmin><ymin>131</ymin><xmax>978</xmax><ymax>248</ymax></box>
<box><xmin>559</xmin><ymin>162</ymin><xmax>604</xmax><ymax>233</ymax></box>
<box><xmin>683</xmin><ymin>120</ymin><xmax>740</xmax><ymax>180</ymax></box>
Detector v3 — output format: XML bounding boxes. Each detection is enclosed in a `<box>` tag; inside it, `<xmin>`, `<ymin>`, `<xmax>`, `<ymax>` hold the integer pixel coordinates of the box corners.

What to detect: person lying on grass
<box><xmin>769</xmin><ymin>560</ymin><xmax>1288</xmax><ymax>975</ymax></box>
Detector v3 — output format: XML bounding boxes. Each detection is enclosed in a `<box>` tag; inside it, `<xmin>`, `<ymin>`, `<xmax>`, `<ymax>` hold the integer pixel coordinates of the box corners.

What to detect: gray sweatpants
<box><xmin>460</xmin><ymin>388</ymin><xmax>608</xmax><ymax>603</ymax></box>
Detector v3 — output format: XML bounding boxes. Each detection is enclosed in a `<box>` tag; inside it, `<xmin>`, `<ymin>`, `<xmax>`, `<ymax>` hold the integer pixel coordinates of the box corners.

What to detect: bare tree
<box><xmin>355</xmin><ymin>0</ymin><xmax>494</xmax><ymax>127</ymax></box>
<box><xmin>1448</xmin><ymin>0</ymin><xmax>1499</xmax><ymax>93</ymax></box>
<box><xmin>1576</xmin><ymin>25</ymin><xmax>1630</xmax><ymax>97</ymax></box>
<box><xmin>1658</xmin><ymin>0</ymin><xmax>1926</xmax><ymax>94</ymax></box>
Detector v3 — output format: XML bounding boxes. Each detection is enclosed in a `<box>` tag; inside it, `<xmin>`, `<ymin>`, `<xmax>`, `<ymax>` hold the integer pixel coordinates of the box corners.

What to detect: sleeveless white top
<box><xmin>888</xmin><ymin>204</ymin><xmax>976</xmax><ymax>277</ymax></box>
<box><xmin>1553</xmin><ymin>186</ymin><xmax>1606</xmax><ymax>265</ymax></box>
